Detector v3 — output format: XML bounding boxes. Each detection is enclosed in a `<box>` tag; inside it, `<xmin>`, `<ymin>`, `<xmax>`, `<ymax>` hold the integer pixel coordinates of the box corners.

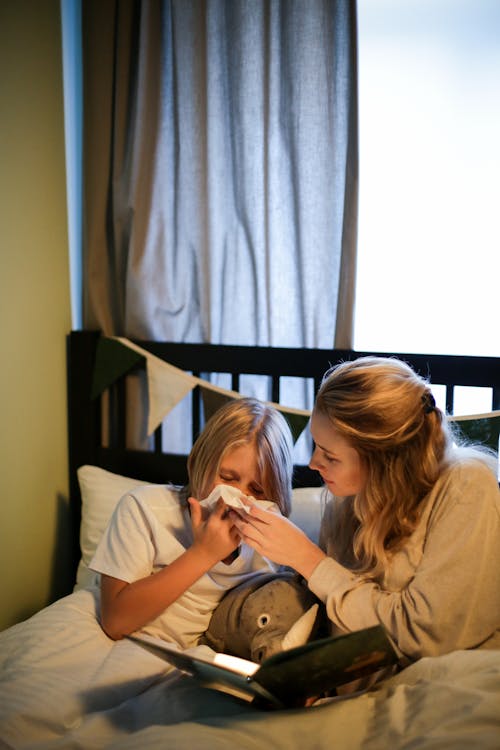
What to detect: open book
<box><xmin>129</xmin><ymin>625</ymin><xmax>397</xmax><ymax>709</ymax></box>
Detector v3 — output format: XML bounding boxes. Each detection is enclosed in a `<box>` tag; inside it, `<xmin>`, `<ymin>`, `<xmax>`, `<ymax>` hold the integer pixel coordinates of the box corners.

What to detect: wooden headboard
<box><xmin>66</xmin><ymin>330</ymin><xmax>500</xmax><ymax>573</ymax></box>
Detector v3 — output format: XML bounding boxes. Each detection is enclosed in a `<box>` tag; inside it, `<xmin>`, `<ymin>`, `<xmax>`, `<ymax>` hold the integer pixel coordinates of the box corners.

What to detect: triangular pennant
<box><xmin>114</xmin><ymin>337</ymin><xmax>198</xmax><ymax>434</ymax></box>
<box><xmin>449</xmin><ymin>412</ymin><xmax>500</xmax><ymax>452</ymax></box>
<box><xmin>91</xmin><ymin>337</ymin><xmax>145</xmax><ymax>399</ymax></box>
<box><xmin>200</xmin><ymin>385</ymin><xmax>241</xmax><ymax>423</ymax></box>
<box><xmin>278</xmin><ymin>410</ymin><xmax>311</xmax><ymax>444</ymax></box>
<box><xmin>147</xmin><ymin>357</ymin><xmax>197</xmax><ymax>434</ymax></box>
<box><xmin>92</xmin><ymin>339</ymin><xmax>500</xmax><ymax>459</ymax></box>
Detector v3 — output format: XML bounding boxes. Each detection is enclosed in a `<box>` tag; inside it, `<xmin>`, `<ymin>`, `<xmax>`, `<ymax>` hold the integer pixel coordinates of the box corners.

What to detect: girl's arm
<box><xmin>100</xmin><ymin>497</ymin><xmax>240</xmax><ymax>640</ymax></box>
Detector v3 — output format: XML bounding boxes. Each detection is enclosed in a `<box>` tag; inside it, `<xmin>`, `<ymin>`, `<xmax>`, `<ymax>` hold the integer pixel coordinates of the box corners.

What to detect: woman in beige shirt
<box><xmin>232</xmin><ymin>356</ymin><xmax>500</xmax><ymax>662</ymax></box>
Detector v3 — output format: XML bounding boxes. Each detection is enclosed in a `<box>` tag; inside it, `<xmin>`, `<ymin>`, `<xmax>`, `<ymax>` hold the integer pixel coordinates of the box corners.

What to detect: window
<box><xmin>354</xmin><ymin>0</ymin><xmax>500</xmax><ymax>371</ymax></box>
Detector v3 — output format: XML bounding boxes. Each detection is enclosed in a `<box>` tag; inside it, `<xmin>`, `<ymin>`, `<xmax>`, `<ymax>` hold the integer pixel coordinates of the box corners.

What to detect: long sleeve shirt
<box><xmin>308</xmin><ymin>458</ymin><xmax>500</xmax><ymax>662</ymax></box>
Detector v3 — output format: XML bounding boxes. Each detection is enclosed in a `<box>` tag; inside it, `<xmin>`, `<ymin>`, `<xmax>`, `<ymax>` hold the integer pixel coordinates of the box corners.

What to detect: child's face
<box><xmin>309</xmin><ymin>410</ymin><xmax>366</xmax><ymax>497</ymax></box>
<box><xmin>213</xmin><ymin>442</ymin><xmax>267</xmax><ymax>500</ymax></box>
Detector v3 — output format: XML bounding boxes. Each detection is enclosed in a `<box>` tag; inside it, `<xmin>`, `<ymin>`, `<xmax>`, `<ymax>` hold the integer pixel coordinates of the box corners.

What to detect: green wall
<box><xmin>0</xmin><ymin>0</ymin><xmax>72</xmax><ymax>630</ymax></box>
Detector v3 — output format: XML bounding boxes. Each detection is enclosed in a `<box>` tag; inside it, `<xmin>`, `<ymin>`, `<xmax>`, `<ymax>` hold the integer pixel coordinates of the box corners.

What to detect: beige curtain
<box><xmin>82</xmin><ymin>0</ymin><xmax>358</xmax><ymax>350</ymax></box>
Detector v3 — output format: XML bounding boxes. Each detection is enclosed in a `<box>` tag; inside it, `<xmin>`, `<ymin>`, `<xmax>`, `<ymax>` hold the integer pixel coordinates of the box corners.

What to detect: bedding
<box><xmin>1</xmin><ymin>332</ymin><xmax>499</xmax><ymax>749</ymax></box>
<box><xmin>1</xmin><ymin>585</ymin><xmax>499</xmax><ymax>748</ymax></box>
<box><xmin>2</xmin><ymin>465</ymin><xmax>499</xmax><ymax>750</ymax></box>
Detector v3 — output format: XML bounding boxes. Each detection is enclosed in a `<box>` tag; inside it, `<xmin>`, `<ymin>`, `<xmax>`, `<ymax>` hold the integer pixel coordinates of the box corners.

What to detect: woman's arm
<box><xmin>234</xmin><ymin>464</ymin><xmax>500</xmax><ymax>661</ymax></box>
<box><xmin>229</xmin><ymin>503</ymin><xmax>326</xmax><ymax>579</ymax></box>
<box><xmin>100</xmin><ymin>497</ymin><xmax>240</xmax><ymax>640</ymax></box>
<box><xmin>308</xmin><ymin>463</ymin><xmax>500</xmax><ymax>660</ymax></box>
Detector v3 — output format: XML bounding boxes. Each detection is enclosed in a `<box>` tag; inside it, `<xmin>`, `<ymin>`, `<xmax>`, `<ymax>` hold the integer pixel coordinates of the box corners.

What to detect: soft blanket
<box><xmin>0</xmin><ymin>589</ymin><xmax>499</xmax><ymax>749</ymax></box>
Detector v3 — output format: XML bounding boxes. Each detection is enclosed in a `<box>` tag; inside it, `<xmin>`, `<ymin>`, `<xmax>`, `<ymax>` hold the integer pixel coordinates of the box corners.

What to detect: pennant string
<box><xmin>108</xmin><ymin>337</ymin><xmax>311</xmax><ymax>441</ymax></box>
<box><xmin>449</xmin><ymin>413</ymin><xmax>500</xmax><ymax>452</ymax></box>
<box><xmin>94</xmin><ymin>338</ymin><xmax>499</xmax><ymax>451</ymax></box>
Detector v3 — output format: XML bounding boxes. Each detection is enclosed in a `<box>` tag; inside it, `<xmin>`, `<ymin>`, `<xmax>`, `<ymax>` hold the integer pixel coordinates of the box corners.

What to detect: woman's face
<box><xmin>212</xmin><ymin>441</ymin><xmax>267</xmax><ymax>500</ymax></box>
<box><xmin>309</xmin><ymin>410</ymin><xmax>366</xmax><ymax>496</ymax></box>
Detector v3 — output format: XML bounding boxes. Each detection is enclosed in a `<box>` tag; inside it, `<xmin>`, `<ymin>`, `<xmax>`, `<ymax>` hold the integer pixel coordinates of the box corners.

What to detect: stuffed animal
<box><xmin>200</xmin><ymin>571</ymin><xmax>327</xmax><ymax>663</ymax></box>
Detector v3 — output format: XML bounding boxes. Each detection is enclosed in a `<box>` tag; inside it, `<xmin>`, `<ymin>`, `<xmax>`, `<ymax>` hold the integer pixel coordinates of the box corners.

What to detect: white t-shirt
<box><xmin>89</xmin><ymin>484</ymin><xmax>279</xmax><ymax>648</ymax></box>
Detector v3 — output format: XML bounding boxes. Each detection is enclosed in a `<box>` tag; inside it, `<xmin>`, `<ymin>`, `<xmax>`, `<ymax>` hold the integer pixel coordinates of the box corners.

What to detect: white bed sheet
<box><xmin>0</xmin><ymin>588</ymin><xmax>499</xmax><ymax>749</ymax></box>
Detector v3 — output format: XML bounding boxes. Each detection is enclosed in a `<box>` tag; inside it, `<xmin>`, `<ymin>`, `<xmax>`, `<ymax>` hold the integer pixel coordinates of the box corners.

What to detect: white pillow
<box><xmin>75</xmin><ymin>464</ymin><xmax>325</xmax><ymax>589</ymax></box>
<box><xmin>75</xmin><ymin>465</ymin><xmax>159</xmax><ymax>590</ymax></box>
<box><xmin>289</xmin><ymin>486</ymin><xmax>324</xmax><ymax>545</ymax></box>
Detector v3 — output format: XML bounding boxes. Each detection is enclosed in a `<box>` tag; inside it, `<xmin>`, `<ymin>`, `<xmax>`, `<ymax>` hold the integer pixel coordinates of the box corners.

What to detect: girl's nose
<box><xmin>230</xmin><ymin>479</ymin><xmax>248</xmax><ymax>495</ymax></box>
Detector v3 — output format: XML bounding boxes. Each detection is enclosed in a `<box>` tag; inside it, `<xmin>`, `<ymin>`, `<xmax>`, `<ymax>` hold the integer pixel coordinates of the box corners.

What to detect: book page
<box><xmin>128</xmin><ymin>625</ymin><xmax>397</xmax><ymax>709</ymax></box>
<box><xmin>214</xmin><ymin>652</ymin><xmax>259</xmax><ymax>676</ymax></box>
<box><xmin>129</xmin><ymin>633</ymin><xmax>258</xmax><ymax>675</ymax></box>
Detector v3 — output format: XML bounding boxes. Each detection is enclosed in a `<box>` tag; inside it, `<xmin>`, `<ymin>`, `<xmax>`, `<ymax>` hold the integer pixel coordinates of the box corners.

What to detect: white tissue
<box><xmin>200</xmin><ymin>484</ymin><xmax>277</xmax><ymax>514</ymax></box>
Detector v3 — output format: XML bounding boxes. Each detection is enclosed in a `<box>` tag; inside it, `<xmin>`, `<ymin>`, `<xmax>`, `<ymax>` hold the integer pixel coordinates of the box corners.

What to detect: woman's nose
<box><xmin>309</xmin><ymin>447</ymin><xmax>320</xmax><ymax>471</ymax></box>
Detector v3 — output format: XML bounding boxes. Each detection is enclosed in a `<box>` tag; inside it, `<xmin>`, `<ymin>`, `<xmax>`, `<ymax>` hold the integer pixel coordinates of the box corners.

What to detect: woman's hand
<box><xmin>229</xmin><ymin>501</ymin><xmax>326</xmax><ymax>580</ymax></box>
<box><xmin>188</xmin><ymin>496</ymin><xmax>241</xmax><ymax>565</ymax></box>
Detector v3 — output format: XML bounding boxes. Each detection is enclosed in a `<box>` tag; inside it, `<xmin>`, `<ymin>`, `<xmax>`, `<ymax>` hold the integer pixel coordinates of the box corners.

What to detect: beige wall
<box><xmin>0</xmin><ymin>0</ymin><xmax>72</xmax><ymax>630</ymax></box>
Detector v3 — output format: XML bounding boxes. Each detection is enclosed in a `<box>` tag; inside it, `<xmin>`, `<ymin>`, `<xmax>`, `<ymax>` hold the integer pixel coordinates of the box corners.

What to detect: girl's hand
<box><xmin>188</xmin><ymin>496</ymin><xmax>241</xmax><ymax>565</ymax></box>
<box><xmin>229</xmin><ymin>501</ymin><xmax>326</xmax><ymax>579</ymax></box>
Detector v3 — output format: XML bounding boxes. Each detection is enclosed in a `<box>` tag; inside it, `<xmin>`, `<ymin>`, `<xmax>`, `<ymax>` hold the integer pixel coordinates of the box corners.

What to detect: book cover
<box><xmin>129</xmin><ymin>624</ymin><xmax>397</xmax><ymax>709</ymax></box>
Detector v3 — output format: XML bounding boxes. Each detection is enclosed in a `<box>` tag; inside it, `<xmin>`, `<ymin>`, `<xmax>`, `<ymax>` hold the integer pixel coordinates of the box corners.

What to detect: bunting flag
<box><xmin>199</xmin><ymin>388</ymin><xmax>310</xmax><ymax>443</ymax></box>
<box><xmin>90</xmin><ymin>336</ymin><xmax>311</xmax><ymax>442</ymax></box>
<box><xmin>449</xmin><ymin>411</ymin><xmax>500</xmax><ymax>452</ymax></box>
<box><xmin>277</xmin><ymin>409</ymin><xmax>311</xmax><ymax>444</ymax></box>
<box><xmin>114</xmin><ymin>338</ymin><xmax>198</xmax><ymax>435</ymax></box>
<box><xmin>200</xmin><ymin>384</ymin><xmax>242</xmax><ymax>422</ymax></box>
<box><xmin>91</xmin><ymin>337</ymin><xmax>145</xmax><ymax>399</ymax></box>
<box><xmin>90</xmin><ymin>337</ymin><xmax>500</xmax><ymax>453</ymax></box>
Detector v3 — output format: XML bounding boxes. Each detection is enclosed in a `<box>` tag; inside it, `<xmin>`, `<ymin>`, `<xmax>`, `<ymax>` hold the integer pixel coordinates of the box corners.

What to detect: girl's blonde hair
<box><xmin>186</xmin><ymin>397</ymin><xmax>293</xmax><ymax>516</ymax></box>
<box><xmin>315</xmin><ymin>356</ymin><xmax>456</xmax><ymax>575</ymax></box>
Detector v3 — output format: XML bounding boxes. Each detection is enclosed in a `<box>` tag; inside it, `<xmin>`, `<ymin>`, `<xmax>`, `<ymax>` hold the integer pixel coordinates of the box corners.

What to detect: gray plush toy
<box><xmin>200</xmin><ymin>571</ymin><xmax>326</xmax><ymax>663</ymax></box>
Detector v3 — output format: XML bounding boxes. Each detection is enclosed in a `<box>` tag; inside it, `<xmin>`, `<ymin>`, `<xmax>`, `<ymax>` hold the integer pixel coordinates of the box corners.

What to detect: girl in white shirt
<box><xmin>90</xmin><ymin>397</ymin><xmax>293</xmax><ymax>645</ymax></box>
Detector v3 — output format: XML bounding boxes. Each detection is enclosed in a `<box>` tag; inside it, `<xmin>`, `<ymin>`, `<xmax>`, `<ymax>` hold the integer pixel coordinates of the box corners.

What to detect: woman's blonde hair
<box><xmin>315</xmin><ymin>356</ymin><xmax>456</xmax><ymax>575</ymax></box>
<box><xmin>185</xmin><ymin>397</ymin><xmax>293</xmax><ymax>516</ymax></box>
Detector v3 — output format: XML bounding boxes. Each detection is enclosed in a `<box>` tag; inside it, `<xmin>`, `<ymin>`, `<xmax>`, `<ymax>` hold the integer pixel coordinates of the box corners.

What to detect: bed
<box><xmin>0</xmin><ymin>330</ymin><xmax>499</xmax><ymax>749</ymax></box>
